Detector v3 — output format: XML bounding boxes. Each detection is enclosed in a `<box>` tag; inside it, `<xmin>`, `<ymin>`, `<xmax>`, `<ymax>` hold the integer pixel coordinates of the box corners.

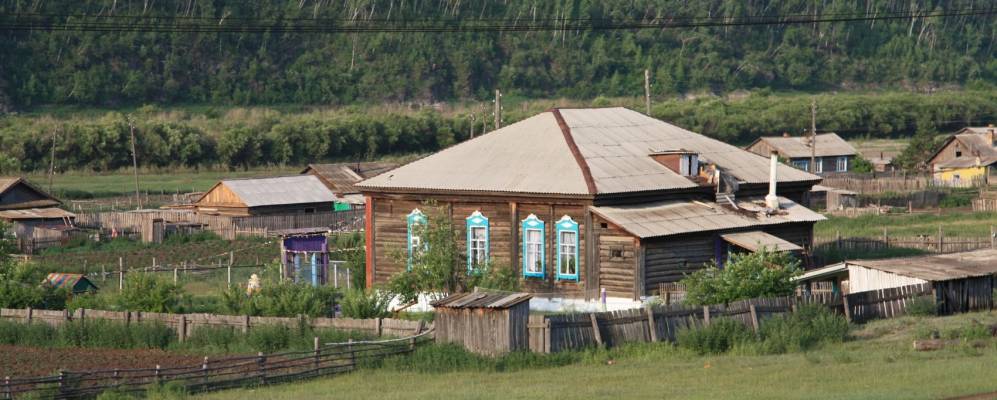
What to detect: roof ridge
<box><xmin>550</xmin><ymin>109</ymin><xmax>597</xmax><ymax>195</ymax></box>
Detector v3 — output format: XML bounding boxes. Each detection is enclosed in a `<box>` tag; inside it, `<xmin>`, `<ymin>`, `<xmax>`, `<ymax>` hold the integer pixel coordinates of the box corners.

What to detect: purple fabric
<box><xmin>283</xmin><ymin>236</ymin><xmax>327</xmax><ymax>252</ymax></box>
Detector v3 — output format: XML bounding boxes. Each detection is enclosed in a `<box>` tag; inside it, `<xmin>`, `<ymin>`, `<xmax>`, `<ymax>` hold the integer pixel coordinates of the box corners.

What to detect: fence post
<box><xmin>645</xmin><ymin>305</ymin><xmax>658</xmax><ymax>342</ymax></box>
<box><xmin>228</xmin><ymin>251</ymin><xmax>234</xmax><ymax>286</ymax></box>
<box><xmin>748</xmin><ymin>304</ymin><xmax>760</xmax><ymax>334</ymax></box>
<box><xmin>113</xmin><ymin>369</ymin><xmax>120</xmax><ymax>387</ymax></box>
<box><xmin>118</xmin><ymin>258</ymin><xmax>124</xmax><ymax>291</ymax></box>
<box><xmin>314</xmin><ymin>337</ymin><xmax>321</xmax><ymax>370</ymax></box>
<box><xmin>375</xmin><ymin>318</ymin><xmax>382</xmax><ymax>337</ymax></box>
<box><xmin>202</xmin><ymin>357</ymin><xmax>209</xmax><ymax>385</ymax></box>
<box><xmin>991</xmin><ymin>225</ymin><xmax>995</xmax><ymax>250</ymax></box>
<box><xmin>842</xmin><ymin>295</ymin><xmax>853</xmax><ymax>323</ymax></box>
<box><xmin>25</xmin><ymin>307</ymin><xmax>31</xmax><ymax>323</ymax></box>
<box><xmin>178</xmin><ymin>315</ymin><xmax>187</xmax><ymax>343</ymax></box>
<box><xmin>154</xmin><ymin>365</ymin><xmax>161</xmax><ymax>385</ymax></box>
<box><xmin>257</xmin><ymin>352</ymin><xmax>266</xmax><ymax>386</ymax></box>
<box><xmin>347</xmin><ymin>339</ymin><xmax>356</xmax><ymax>369</ymax></box>
<box><xmin>589</xmin><ymin>313</ymin><xmax>603</xmax><ymax>347</ymax></box>
<box><xmin>58</xmin><ymin>370</ymin><xmax>65</xmax><ymax>396</ymax></box>
<box><xmin>883</xmin><ymin>227</ymin><xmax>889</xmax><ymax>248</ymax></box>
<box><xmin>835</xmin><ymin>230</ymin><xmax>841</xmax><ymax>250</ymax></box>
<box><xmin>243</xmin><ymin>315</ymin><xmax>251</xmax><ymax>333</ymax></box>
<box><xmin>173</xmin><ymin>268</ymin><xmax>178</xmax><ymax>284</ymax></box>
<box><xmin>409</xmin><ymin>336</ymin><xmax>416</xmax><ymax>351</ymax></box>
<box><xmin>4</xmin><ymin>376</ymin><xmax>10</xmax><ymax>400</ymax></box>
<box><xmin>102</xmin><ymin>264</ymin><xmax>106</xmax><ymax>282</ymax></box>
<box><xmin>702</xmin><ymin>306</ymin><xmax>711</xmax><ymax>326</ymax></box>
<box><xmin>937</xmin><ymin>225</ymin><xmax>944</xmax><ymax>253</ymax></box>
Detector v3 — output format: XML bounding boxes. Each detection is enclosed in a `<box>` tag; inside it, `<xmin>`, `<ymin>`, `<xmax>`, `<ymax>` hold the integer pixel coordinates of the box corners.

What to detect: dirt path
<box><xmin>0</xmin><ymin>345</ymin><xmax>209</xmax><ymax>378</ymax></box>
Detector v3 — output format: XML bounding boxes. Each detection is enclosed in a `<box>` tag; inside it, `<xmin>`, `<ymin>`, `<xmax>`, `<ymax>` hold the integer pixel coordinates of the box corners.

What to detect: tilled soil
<box><xmin>0</xmin><ymin>345</ymin><xmax>209</xmax><ymax>378</ymax></box>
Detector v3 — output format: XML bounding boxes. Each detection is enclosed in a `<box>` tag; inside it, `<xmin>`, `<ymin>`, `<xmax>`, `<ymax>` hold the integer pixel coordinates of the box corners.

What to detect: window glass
<box><xmin>466</xmin><ymin>211</ymin><xmax>489</xmax><ymax>271</ymax></box>
<box><xmin>525</xmin><ymin>229</ymin><xmax>543</xmax><ymax>275</ymax></box>
<box><xmin>559</xmin><ymin>231</ymin><xmax>577</xmax><ymax>277</ymax></box>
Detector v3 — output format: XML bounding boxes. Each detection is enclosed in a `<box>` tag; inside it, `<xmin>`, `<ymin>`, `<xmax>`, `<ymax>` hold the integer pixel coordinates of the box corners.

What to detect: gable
<box><xmin>196</xmin><ymin>183</ymin><xmax>248</xmax><ymax>208</ymax></box>
<box><xmin>0</xmin><ymin>178</ymin><xmax>60</xmax><ymax>210</ymax></box>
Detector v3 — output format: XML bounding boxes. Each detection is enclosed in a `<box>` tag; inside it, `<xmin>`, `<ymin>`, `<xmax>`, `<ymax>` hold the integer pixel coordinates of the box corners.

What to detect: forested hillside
<box><xmin>1</xmin><ymin>0</ymin><xmax>995</xmax><ymax>109</ymax></box>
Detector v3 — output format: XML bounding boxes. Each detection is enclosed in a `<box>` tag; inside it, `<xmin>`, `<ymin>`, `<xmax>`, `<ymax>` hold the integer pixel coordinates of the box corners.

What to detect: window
<box><xmin>304</xmin><ymin>207</ymin><xmax>316</xmax><ymax>214</ymax></box>
<box><xmin>406</xmin><ymin>209</ymin><xmax>427</xmax><ymax>270</ymax></box>
<box><xmin>836</xmin><ymin>156</ymin><xmax>848</xmax><ymax>172</ymax></box>
<box><xmin>792</xmin><ymin>159</ymin><xmax>809</xmax><ymax>171</ymax></box>
<box><xmin>556</xmin><ymin>215</ymin><xmax>579</xmax><ymax>281</ymax></box>
<box><xmin>521</xmin><ymin>214</ymin><xmax>545</xmax><ymax>278</ymax></box>
<box><xmin>466</xmin><ymin>211</ymin><xmax>489</xmax><ymax>271</ymax></box>
<box><xmin>679</xmin><ymin>154</ymin><xmax>699</xmax><ymax>176</ymax></box>
<box><xmin>610</xmin><ymin>247</ymin><xmax>624</xmax><ymax>259</ymax></box>
<box><xmin>814</xmin><ymin>157</ymin><xmax>823</xmax><ymax>173</ymax></box>
<box><xmin>956</xmin><ymin>151</ymin><xmax>963</xmax><ymax>157</ymax></box>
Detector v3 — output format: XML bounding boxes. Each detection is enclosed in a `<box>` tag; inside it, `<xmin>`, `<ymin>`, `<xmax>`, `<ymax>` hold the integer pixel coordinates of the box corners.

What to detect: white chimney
<box><xmin>765</xmin><ymin>151</ymin><xmax>780</xmax><ymax>209</ymax></box>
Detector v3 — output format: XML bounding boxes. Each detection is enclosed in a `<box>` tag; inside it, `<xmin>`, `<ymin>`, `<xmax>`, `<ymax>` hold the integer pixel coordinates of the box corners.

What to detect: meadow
<box><xmin>25</xmin><ymin>167</ymin><xmax>297</xmax><ymax>199</ymax></box>
<box><xmin>814</xmin><ymin>211</ymin><xmax>997</xmax><ymax>238</ymax></box>
<box><xmin>197</xmin><ymin>311</ymin><xmax>997</xmax><ymax>400</ymax></box>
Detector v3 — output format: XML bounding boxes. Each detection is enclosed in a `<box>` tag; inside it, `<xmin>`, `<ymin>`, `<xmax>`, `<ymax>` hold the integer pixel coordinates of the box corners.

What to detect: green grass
<box><xmin>815</xmin><ymin>212</ymin><xmax>997</xmax><ymax>238</ymax></box>
<box><xmin>24</xmin><ymin>167</ymin><xmax>297</xmax><ymax>199</ymax></box>
<box><xmin>197</xmin><ymin>311</ymin><xmax>997</xmax><ymax>400</ymax></box>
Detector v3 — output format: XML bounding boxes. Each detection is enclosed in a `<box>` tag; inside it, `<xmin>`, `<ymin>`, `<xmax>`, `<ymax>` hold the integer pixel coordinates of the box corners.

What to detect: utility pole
<box><xmin>128</xmin><ymin>117</ymin><xmax>142</xmax><ymax>210</ymax></box>
<box><xmin>644</xmin><ymin>69</ymin><xmax>651</xmax><ymax>115</ymax></box>
<box><xmin>810</xmin><ymin>98</ymin><xmax>817</xmax><ymax>174</ymax></box>
<box><xmin>48</xmin><ymin>127</ymin><xmax>58</xmax><ymax>194</ymax></box>
<box><xmin>469</xmin><ymin>113</ymin><xmax>476</xmax><ymax>139</ymax></box>
<box><xmin>494</xmin><ymin>89</ymin><xmax>502</xmax><ymax>130</ymax></box>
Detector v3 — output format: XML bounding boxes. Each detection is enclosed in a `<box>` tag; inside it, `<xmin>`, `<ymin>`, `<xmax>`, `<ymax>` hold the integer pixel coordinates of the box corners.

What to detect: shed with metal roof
<box><xmin>745</xmin><ymin>133</ymin><xmax>857</xmax><ymax>174</ymax></box>
<box><xmin>43</xmin><ymin>273</ymin><xmax>99</xmax><ymax>294</ymax></box>
<box><xmin>194</xmin><ymin>175</ymin><xmax>336</xmax><ymax>216</ymax></box>
<box><xmin>432</xmin><ymin>291</ymin><xmax>532</xmax><ymax>355</ymax></box>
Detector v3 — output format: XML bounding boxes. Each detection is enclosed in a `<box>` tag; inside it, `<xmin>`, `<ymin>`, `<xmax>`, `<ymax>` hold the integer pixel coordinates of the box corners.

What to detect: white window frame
<box><xmin>836</xmin><ymin>156</ymin><xmax>848</xmax><ymax>172</ymax></box>
<box><xmin>524</xmin><ymin>228</ymin><xmax>543</xmax><ymax>276</ymax></box>
<box><xmin>558</xmin><ymin>230</ymin><xmax>578</xmax><ymax>278</ymax></box>
<box><xmin>814</xmin><ymin>157</ymin><xmax>823</xmax><ymax>173</ymax></box>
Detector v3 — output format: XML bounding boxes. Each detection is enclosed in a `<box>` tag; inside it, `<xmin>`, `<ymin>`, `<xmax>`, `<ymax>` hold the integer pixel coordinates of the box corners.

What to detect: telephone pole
<box><xmin>48</xmin><ymin>127</ymin><xmax>58</xmax><ymax>194</ymax></box>
<box><xmin>810</xmin><ymin>98</ymin><xmax>817</xmax><ymax>174</ymax></box>
<box><xmin>469</xmin><ymin>113</ymin><xmax>476</xmax><ymax>139</ymax></box>
<box><xmin>128</xmin><ymin>117</ymin><xmax>142</xmax><ymax>210</ymax></box>
<box><xmin>494</xmin><ymin>89</ymin><xmax>502</xmax><ymax>130</ymax></box>
<box><xmin>644</xmin><ymin>69</ymin><xmax>652</xmax><ymax>115</ymax></box>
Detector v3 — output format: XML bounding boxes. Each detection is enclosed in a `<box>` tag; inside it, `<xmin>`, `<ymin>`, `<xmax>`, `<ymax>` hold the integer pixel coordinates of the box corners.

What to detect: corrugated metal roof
<box><xmin>430</xmin><ymin>292</ymin><xmax>532</xmax><ymax>309</ymax></box>
<box><xmin>0</xmin><ymin>177</ymin><xmax>61</xmax><ymax>209</ymax></box>
<box><xmin>721</xmin><ymin>231</ymin><xmax>803</xmax><ymax>252</ymax></box>
<box><xmin>303</xmin><ymin>162</ymin><xmax>398</xmax><ymax>194</ymax></box>
<box><xmin>753</xmin><ymin>133</ymin><xmax>857</xmax><ymax>158</ymax></box>
<box><xmin>0</xmin><ymin>207</ymin><xmax>75</xmax><ymax>220</ymax></box>
<box><xmin>219</xmin><ymin>175</ymin><xmax>336</xmax><ymax>208</ymax></box>
<box><xmin>936</xmin><ymin>132</ymin><xmax>997</xmax><ymax>169</ymax></box>
<box><xmin>846</xmin><ymin>249</ymin><xmax>997</xmax><ymax>282</ymax></box>
<box><xmin>358</xmin><ymin>108</ymin><xmax>819</xmax><ymax>196</ymax></box>
<box><xmin>359</xmin><ymin>112</ymin><xmax>591</xmax><ymax>195</ymax></box>
<box><xmin>0</xmin><ymin>177</ymin><xmax>18</xmax><ymax>193</ymax></box>
<box><xmin>591</xmin><ymin>196</ymin><xmax>825</xmax><ymax>239</ymax></box>
<box><xmin>793</xmin><ymin>263</ymin><xmax>849</xmax><ymax>282</ymax></box>
<box><xmin>44</xmin><ymin>273</ymin><xmax>98</xmax><ymax>292</ymax></box>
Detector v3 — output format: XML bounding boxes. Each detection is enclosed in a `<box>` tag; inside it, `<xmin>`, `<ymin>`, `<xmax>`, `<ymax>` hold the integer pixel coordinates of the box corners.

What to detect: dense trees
<box><xmin>1</xmin><ymin>0</ymin><xmax>994</xmax><ymax>109</ymax></box>
<box><xmin>1</xmin><ymin>90</ymin><xmax>993</xmax><ymax>172</ymax></box>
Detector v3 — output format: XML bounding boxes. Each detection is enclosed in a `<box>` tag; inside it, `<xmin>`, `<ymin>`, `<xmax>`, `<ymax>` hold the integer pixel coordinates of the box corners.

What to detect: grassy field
<box><xmin>814</xmin><ymin>211</ymin><xmax>997</xmax><ymax>238</ymax></box>
<box><xmin>197</xmin><ymin>312</ymin><xmax>997</xmax><ymax>400</ymax></box>
<box><xmin>24</xmin><ymin>167</ymin><xmax>298</xmax><ymax>199</ymax></box>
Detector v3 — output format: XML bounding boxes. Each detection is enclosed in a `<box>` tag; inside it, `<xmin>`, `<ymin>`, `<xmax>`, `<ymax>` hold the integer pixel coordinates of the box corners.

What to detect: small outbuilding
<box><xmin>273</xmin><ymin>228</ymin><xmax>332</xmax><ymax>286</ymax></box>
<box><xmin>194</xmin><ymin>175</ymin><xmax>336</xmax><ymax>216</ymax></box>
<box><xmin>43</xmin><ymin>273</ymin><xmax>99</xmax><ymax>294</ymax></box>
<box><xmin>796</xmin><ymin>249</ymin><xmax>997</xmax><ymax>314</ymax></box>
<box><xmin>431</xmin><ymin>291</ymin><xmax>532</xmax><ymax>356</ymax></box>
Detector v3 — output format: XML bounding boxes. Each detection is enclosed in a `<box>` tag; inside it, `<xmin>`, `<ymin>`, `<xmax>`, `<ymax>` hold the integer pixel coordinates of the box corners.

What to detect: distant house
<box><xmin>746</xmin><ymin>133</ymin><xmax>857</xmax><ymax>174</ymax></box>
<box><xmin>0</xmin><ymin>177</ymin><xmax>75</xmax><ymax>252</ymax></box>
<box><xmin>43</xmin><ymin>273</ymin><xmax>99</xmax><ymax>294</ymax></box>
<box><xmin>926</xmin><ymin>126</ymin><xmax>996</xmax><ymax>186</ymax></box>
<box><xmin>358</xmin><ymin>107</ymin><xmax>824</xmax><ymax>306</ymax></box>
<box><xmin>301</xmin><ymin>162</ymin><xmax>397</xmax><ymax>207</ymax></box>
<box><xmin>194</xmin><ymin>175</ymin><xmax>336</xmax><ymax>216</ymax></box>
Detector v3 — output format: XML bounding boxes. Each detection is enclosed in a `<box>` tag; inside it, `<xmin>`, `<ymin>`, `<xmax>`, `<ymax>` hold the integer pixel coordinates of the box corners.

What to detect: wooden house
<box><xmin>358</xmin><ymin>107</ymin><xmax>825</xmax><ymax>301</ymax></box>
<box><xmin>795</xmin><ymin>249</ymin><xmax>997</xmax><ymax>314</ymax></box>
<box><xmin>746</xmin><ymin>133</ymin><xmax>857</xmax><ymax>174</ymax></box>
<box><xmin>927</xmin><ymin>126</ymin><xmax>996</xmax><ymax>187</ymax></box>
<box><xmin>301</xmin><ymin>162</ymin><xmax>397</xmax><ymax>207</ymax></box>
<box><xmin>432</xmin><ymin>291</ymin><xmax>532</xmax><ymax>356</ymax></box>
<box><xmin>0</xmin><ymin>177</ymin><xmax>76</xmax><ymax>252</ymax></box>
<box><xmin>193</xmin><ymin>175</ymin><xmax>336</xmax><ymax>216</ymax></box>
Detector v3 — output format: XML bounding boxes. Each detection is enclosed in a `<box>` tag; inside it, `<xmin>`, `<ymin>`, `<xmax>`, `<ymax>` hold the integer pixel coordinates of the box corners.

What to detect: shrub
<box><xmin>756</xmin><ymin>304</ymin><xmax>850</xmax><ymax>354</ymax></box>
<box><xmin>247</xmin><ymin>325</ymin><xmax>292</xmax><ymax>353</ymax></box>
<box><xmin>222</xmin><ymin>281</ymin><xmax>339</xmax><ymax>318</ymax></box>
<box><xmin>905</xmin><ymin>296</ymin><xmax>938</xmax><ymax>317</ymax></box>
<box><xmin>676</xmin><ymin>318</ymin><xmax>754</xmax><ymax>355</ymax></box>
<box><xmin>681</xmin><ymin>249</ymin><xmax>800</xmax><ymax>306</ymax></box>
<box><xmin>339</xmin><ymin>289</ymin><xmax>391</xmax><ymax>319</ymax></box>
<box><xmin>116</xmin><ymin>273</ymin><xmax>188</xmax><ymax>313</ymax></box>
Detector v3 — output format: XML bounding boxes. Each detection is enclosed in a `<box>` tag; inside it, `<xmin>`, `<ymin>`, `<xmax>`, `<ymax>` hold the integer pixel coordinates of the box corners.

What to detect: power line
<box><xmin>1</xmin><ymin>8</ymin><xmax>993</xmax><ymax>34</ymax></box>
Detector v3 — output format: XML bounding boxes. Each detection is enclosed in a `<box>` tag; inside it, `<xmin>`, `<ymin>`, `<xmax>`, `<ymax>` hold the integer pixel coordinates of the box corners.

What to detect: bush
<box><xmin>681</xmin><ymin>250</ymin><xmax>800</xmax><ymax>306</ymax></box>
<box><xmin>906</xmin><ymin>296</ymin><xmax>938</xmax><ymax>317</ymax></box>
<box><xmin>221</xmin><ymin>282</ymin><xmax>339</xmax><ymax>317</ymax></box>
<box><xmin>756</xmin><ymin>304</ymin><xmax>850</xmax><ymax>354</ymax></box>
<box><xmin>247</xmin><ymin>324</ymin><xmax>292</xmax><ymax>353</ymax></box>
<box><xmin>116</xmin><ymin>273</ymin><xmax>188</xmax><ymax>313</ymax></box>
<box><xmin>676</xmin><ymin>319</ymin><xmax>754</xmax><ymax>355</ymax></box>
<box><xmin>339</xmin><ymin>289</ymin><xmax>391</xmax><ymax>319</ymax></box>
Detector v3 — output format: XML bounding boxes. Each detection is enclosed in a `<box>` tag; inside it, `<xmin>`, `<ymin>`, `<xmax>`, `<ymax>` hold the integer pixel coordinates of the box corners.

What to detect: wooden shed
<box><xmin>194</xmin><ymin>175</ymin><xmax>336</xmax><ymax>216</ymax></box>
<box><xmin>43</xmin><ymin>273</ymin><xmax>99</xmax><ymax>294</ymax></box>
<box><xmin>431</xmin><ymin>292</ymin><xmax>532</xmax><ymax>356</ymax></box>
<box><xmin>795</xmin><ymin>249</ymin><xmax>997</xmax><ymax>314</ymax></box>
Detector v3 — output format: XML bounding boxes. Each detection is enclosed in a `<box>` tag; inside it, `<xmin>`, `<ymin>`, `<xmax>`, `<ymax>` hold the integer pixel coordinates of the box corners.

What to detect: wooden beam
<box><xmin>510</xmin><ymin>201</ymin><xmax>519</xmax><ymax>280</ymax></box>
<box><xmin>364</xmin><ymin>195</ymin><xmax>375</xmax><ymax>289</ymax></box>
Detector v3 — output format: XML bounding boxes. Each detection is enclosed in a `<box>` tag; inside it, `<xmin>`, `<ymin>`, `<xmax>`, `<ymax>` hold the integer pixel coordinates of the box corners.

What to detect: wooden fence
<box><xmin>814</xmin><ymin>230</ymin><xmax>995</xmax><ymax>258</ymax></box>
<box><xmin>973</xmin><ymin>197</ymin><xmax>997</xmax><ymax>212</ymax></box>
<box><xmin>75</xmin><ymin>209</ymin><xmax>364</xmax><ymax>241</ymax></box>
<box><xmin>2</xmin><ymin>331</ymin><xmax>432</xmax><ymax>399</ymax></box>
<box><xmin>820</xmin><ymin>172</ymin><xmax>935</xmax><ymax>194</ymax></box>
<box><xmin>0</xmin><ymin>308</ymin><xmax>428</xmax><ymax>341</ymax></box>
<box><xmin>528</xmin><ymin>283</ymin><xmax>941</xmax><ymax>353</ymax></box>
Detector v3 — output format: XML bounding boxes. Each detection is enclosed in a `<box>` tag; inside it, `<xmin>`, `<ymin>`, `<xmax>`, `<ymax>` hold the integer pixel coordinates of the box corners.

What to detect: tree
<box><xmin>894</xmin><ymin>131</ymin><xmax>944</xmax><ymax>171</ymax></box>
<box><xmin>387</xmin><ymin>203</ymin><xmax>518</xmax><ymax>304</ymax></box>
<box><xmin>681</xmin><ymin>249</ymin><xmax>801</xmax><ymax>306</ymax></box>
<box><xmin>849</xmin><ymin>155</ymin><xmax>875</xmax><ymax>173</ymax></box>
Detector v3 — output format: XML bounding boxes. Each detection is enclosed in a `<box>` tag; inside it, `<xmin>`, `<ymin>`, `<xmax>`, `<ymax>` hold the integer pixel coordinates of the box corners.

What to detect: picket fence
<box><xmin>527</xmin><ymin>283</ymin><xmax>938</xmax><ymax>353</ymax></box>
<box><xmin>0</xmin><ymin>308</ymin><xmax>428</xmax><ymax>341</ymax></box>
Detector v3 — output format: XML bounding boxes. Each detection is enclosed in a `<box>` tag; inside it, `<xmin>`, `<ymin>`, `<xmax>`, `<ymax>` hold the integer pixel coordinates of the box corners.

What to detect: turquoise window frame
<box><xmin>521</xmin><ymin>214</ymin><xmax>545</xmax><ymax>278</ymax></box>
<box><xmin>406</xmin><ymin>209</ymin><xmax>427</xmax><ymax>270</ymax></box>
<box><xmin>555</xmin><ymin>215</ymin><xmax>580</xmax><ymax>281</ymax></box>
<box><xmin>466</xmin><ymin>210</ymin><xmax>489</xmax><ymax>272</ymax></box>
